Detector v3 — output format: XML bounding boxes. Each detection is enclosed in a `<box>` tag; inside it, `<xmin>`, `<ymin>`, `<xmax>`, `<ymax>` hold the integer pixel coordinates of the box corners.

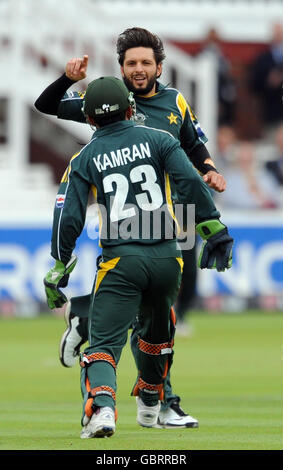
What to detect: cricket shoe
<box><xmin>157</xmin><ymin>400</ymin><xmax>199</xmax><ymax>428</ymax></box>
<box><xmin>80</xmin><ymin>407</ymin><xmax>115</xmax><ymax>438</ymax></box>
<box><xmin>136</xmin><ymin>397</ymin><xmax>161</xmax><ymax>428</ymax></box>
<box><xmin>59</xmin><ymin>301</ymin><xmax>88</xmax><ymax>367</ymax></box>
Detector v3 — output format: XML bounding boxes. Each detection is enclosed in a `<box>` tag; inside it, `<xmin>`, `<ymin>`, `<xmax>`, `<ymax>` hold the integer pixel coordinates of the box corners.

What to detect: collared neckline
<box><xmin>134</xmin><ymin>81</ymin><xmax>166</xmax><ymax>100</ymax></box>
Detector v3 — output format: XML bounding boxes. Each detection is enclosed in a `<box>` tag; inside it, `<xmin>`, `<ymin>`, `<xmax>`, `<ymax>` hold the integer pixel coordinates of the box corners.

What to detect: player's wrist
<box><xmin>202</xmin><ymin>164</ymin><xmax>219</xmax><ymax>174</ymax></box>
<box><xmin>63</xmin><ymin>72</ymin><xmax>79</xmax><ymax>84</ymax></box>
<box><xmin>196</xmin><ymin>219</ymin><xmax>226</xmax><ymax>240</ymax></box>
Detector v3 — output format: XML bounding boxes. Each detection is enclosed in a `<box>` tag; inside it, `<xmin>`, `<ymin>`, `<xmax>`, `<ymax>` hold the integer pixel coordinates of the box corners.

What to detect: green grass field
<box><xmin>0</xmin><ymin>311</ymin><xmax>283</xmax><ymax>450</ymax></box>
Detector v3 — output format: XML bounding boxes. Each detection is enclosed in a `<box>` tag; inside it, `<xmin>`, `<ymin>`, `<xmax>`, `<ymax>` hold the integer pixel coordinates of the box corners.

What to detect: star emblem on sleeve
<box><xmin>167</xmin><ymin>112</ymin><xmax>178</xmax><ymax>125</ymax></box>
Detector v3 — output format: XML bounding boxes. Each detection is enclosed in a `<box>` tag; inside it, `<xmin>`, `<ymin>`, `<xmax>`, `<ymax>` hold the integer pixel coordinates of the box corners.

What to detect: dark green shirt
<box><xmin>57</xmin><ymin>82</ymin><xmax>207</xmax><ymax>154</ymax></box>
<box><xmin>57</xmin><ymin>82</ymin><xmax>208</xmax><ymax>203</ymax></box>
<box><xmin>51</xmin><ymin>121</ymin><xmax>219</xmax><ymax>264</ymax></box>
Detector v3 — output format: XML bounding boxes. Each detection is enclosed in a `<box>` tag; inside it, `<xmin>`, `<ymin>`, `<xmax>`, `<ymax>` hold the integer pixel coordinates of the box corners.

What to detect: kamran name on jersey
<box><xmin>93</xmin><ymin>142</ymin><xmax>151</xmax><ymax>173</ymax></box>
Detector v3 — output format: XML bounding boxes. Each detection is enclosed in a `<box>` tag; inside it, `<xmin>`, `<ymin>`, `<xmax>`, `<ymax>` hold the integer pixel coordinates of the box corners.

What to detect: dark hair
<box><xmin>93</xmin><ymin>111</ymin><xmax>126</xmax><ymax>127</ymax></box>
<box><xmin>116</xmin><ymin>27</ymin><xmax>166</xmax><ymax>66</ymax></box>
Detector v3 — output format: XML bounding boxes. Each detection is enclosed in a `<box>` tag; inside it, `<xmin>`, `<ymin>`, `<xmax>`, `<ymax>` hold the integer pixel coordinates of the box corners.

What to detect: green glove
<box><xmin>43</xmin><ymin>255</ymin><xmax>77</xmax><ymax>309</ymax></box>
<box><xmin>196</xmin><ymin>220</ymin><xmax>233</xmax><ymax>272</ymax></box>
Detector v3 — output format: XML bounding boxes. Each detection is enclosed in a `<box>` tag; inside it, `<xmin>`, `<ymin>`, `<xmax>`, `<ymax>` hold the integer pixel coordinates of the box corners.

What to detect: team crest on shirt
<box><xmin>167</xmin><ymin>112</ymin><xmax>178</xmax><ymax>125</ymax></box>
<box><xmin>55</xmin><ymin>194</ymin><xmax>65</xmax><ymax>208</ymax></box>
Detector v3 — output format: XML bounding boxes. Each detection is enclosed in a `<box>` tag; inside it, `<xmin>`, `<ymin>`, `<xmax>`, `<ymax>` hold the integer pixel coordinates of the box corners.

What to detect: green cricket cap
<box><xmin>83</xmin><ymin>76</ymin><xmax>132</xmax><ymax>118</ymax></box>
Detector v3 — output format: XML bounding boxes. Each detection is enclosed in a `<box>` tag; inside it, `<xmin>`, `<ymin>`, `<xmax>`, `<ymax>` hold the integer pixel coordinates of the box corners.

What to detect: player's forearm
<box><xmin>51</xmin><ymin>170</ymin><xmax>90</xmax><ymax>264</ymax></box>
<box><xmin>166</xmin><ymin>147</ymin><xmax>220</xmax><ymax>222</ymax></box>
<box><xmin>188</xmin><ymin>144</ymin><xmax>219</xmax><ymax>175</ymax></box>
<box><xmin>51</xmin><ymin>216</ymin><xmax>80</xmax><ymax>265</ymax></box>
<box><xmin>51</xmin><ymin>204</ymin><xmax>87</xmax><ymax>265</ymax></box>
<box><xmin>178</xmin><ymin>174</ymin><xmax>220</xmax><ymax>223</ymax></box>
<box><xmin>34</xmin><ymin>74</ymin><xmax>75</xmax><ymax>115</ymax></box>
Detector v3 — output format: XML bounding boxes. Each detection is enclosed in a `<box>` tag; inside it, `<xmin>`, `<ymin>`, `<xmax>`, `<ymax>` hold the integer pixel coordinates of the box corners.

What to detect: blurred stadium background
<box><xmin>0</xmin><ymin>0</ymin><xmax>283</xmax><ymax>318</ymax></box>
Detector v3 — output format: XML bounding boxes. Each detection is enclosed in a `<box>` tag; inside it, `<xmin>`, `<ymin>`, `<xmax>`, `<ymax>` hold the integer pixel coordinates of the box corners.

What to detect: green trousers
<box><xmin>80</xmin><ymin>251</ymin><xmax>182</xmax><ymax>415</ymax></box>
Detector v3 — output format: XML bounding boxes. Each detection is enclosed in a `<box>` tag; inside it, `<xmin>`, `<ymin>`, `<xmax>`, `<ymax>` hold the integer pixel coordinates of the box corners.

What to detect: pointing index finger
<box><xmin>82</xmin><ymin>55</ymin><xmax>89</xmax><ymax>67</ymax></box>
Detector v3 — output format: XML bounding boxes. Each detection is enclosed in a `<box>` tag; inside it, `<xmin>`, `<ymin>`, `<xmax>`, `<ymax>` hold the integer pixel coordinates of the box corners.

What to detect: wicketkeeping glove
<box><xmin>196</xmin><ymin>220</ymin><xmax>233</xmax><ymax>272</ymax></box>
<box><xmin>43</xmin><ymin>255</ymin><xmax>77</xmax><ymax>309</ymax></box>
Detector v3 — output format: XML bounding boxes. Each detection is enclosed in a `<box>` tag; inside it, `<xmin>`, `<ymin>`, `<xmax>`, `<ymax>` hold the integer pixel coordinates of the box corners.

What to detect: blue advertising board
<box><xmin>0</xmin><ymin>224</ymin><xmax>101</xmax><ymax>303</ymax></box>
<box><xmin>0</xmin><ymin>218</ymin><xmax>283</xmax><ymax>303</ymax></box>
<box><xmin>197</xmin><ymin>223</ymin><xmax>283</xmax><ymax>298</ymax></box>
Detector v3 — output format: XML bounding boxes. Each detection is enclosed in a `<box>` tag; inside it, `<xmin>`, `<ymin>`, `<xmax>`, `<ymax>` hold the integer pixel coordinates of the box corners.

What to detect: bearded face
<box><xmin>121</xmin><ymin>47</ymin><xmax>162</xmax><ymax>97</ymax></box>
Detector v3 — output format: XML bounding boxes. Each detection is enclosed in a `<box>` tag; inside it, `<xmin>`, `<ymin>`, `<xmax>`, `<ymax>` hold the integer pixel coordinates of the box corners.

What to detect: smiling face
<box><xmin>120</xmin><ymin>47</ymin><xmax>162</xmax><ymax>97</ymax></box>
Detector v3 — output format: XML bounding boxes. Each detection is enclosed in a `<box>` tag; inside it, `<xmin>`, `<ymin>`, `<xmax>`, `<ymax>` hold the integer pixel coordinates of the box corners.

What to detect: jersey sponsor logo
<box><xmin>92</xmin><ymin>142</ymin><xmax>151</xmax><ymax>173</ymax></box>
<box><xmin>55</xmin><ymin>194</ymin><xmax>66</xmax><ymax>209</ymax></box>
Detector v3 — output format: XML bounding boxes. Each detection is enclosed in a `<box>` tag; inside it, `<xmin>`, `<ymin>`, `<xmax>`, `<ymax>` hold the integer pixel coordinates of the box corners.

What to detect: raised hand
<box><xmin>65</xmin><ymin>55</ymin><xmax>89</xmax><ymax>81</ymax></box>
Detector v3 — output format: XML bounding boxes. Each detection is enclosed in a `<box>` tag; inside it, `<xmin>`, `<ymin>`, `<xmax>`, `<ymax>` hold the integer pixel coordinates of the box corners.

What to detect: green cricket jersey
<box><xmin>57</xmin><ymin>82</ymin><xmax>207</xmax><ymax>154</ymax></box>
<box><xmin>51</xmin><ymin>120</ymin><xmax>219</xmax><ymax>265</ymax></box>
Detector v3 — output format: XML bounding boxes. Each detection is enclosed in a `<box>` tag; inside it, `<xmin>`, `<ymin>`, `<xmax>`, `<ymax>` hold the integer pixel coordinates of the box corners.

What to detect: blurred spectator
<box><xmin>250</xmin><ymin>23</ymin><xmax>283</xmax><ymax>129</ymax></box>
<box><xmin>216</xmin><ymin>125</ymin><xmax>237</xmax><ymax>169</ymax></box>
<box><xmin>265</xmin><ymin>123</ymin><xmax>283</xmax><ymax>185</ymax></box>
<box><xmin>216</xmin><ymin>141</ymin><xmax>280</xmax><ymax>210</ymax></box>
<box><xmin>200</xmin><ymin>28</ymin><xmax>237</xmax><ymax>126</ymax></box>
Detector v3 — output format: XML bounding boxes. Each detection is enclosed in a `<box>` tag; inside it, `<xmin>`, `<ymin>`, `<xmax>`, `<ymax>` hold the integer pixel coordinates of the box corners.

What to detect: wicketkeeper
<box><xmin>44</xmin><ymin>77</ymin><xmax>233</xmax><ymax>438</ymax></box>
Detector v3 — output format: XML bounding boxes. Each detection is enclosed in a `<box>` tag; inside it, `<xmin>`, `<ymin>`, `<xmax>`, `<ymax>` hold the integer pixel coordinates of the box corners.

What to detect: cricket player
<box><xmin>43</xmin><ymin>77</ymin><xmax>233</xmax><ymax>437</ymax></box>
<box><xmin>35</xmin><ymin>27</ymin><xmax>226</xmax><ymax>429</ymax></box>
